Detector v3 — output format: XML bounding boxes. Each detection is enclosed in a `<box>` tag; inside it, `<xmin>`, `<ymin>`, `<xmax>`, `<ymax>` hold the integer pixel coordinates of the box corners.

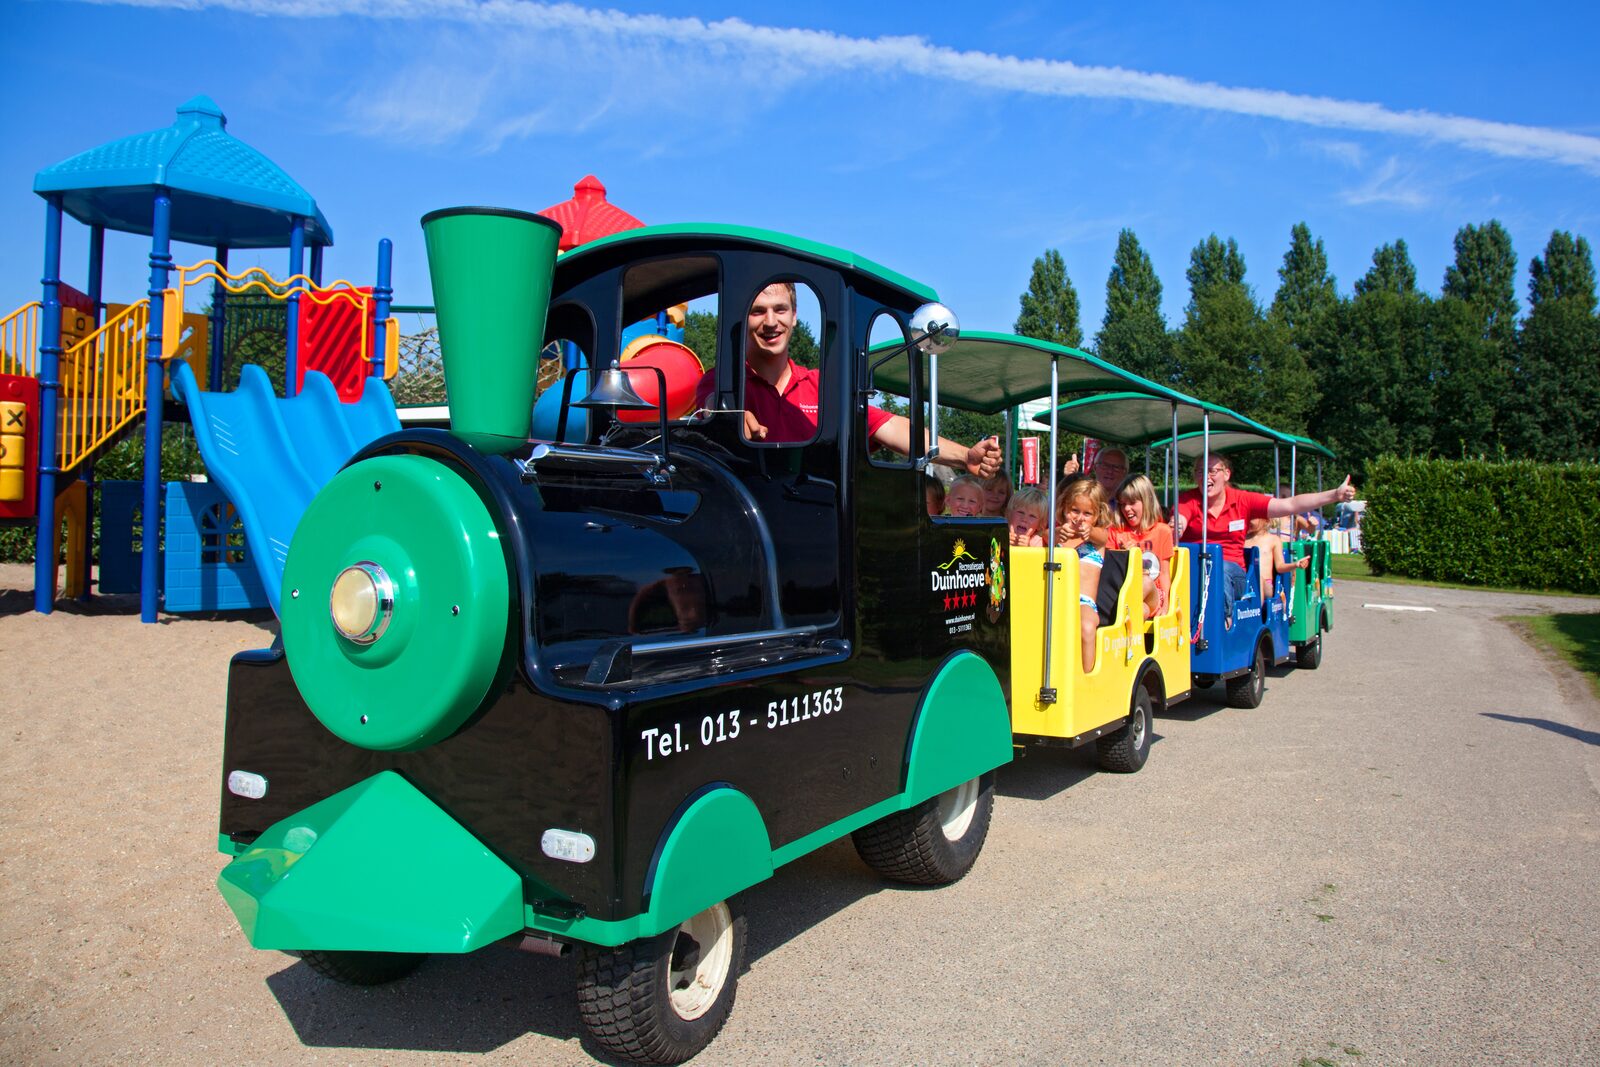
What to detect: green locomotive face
<box><xmin>216</xmin><ymin>210</ymin><xmax>1017</xmax><ymax>1063</ymax></box>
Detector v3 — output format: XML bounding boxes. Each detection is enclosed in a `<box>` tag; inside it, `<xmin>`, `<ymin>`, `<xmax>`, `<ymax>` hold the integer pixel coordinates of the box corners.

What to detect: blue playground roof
<box><xmin>33</xmin><ymin>96</ymin><xmax>332</xmax><ymax>249</ymax></box>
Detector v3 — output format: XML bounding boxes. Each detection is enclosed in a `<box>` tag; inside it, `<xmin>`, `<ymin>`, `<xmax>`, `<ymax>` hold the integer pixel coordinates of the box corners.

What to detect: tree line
<box><xmin>1015</xmin><ymin>222</ymin><xmax>1600</xmax><ymax>476</ymax></box>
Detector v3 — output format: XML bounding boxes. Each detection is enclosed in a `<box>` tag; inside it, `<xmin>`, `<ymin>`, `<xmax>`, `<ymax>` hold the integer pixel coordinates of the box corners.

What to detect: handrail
<box><xmin>56</xmin><ymin>298</ymin><xmax>156</xmax><ymax>474</ymax></box>
<box><xmin>173</xmin><ymin>259</ymin><xmax>371</xmax><ymax>370</ymax></box>
<box><xmin>0</xmin><ymin>302</ymin><xmax>41</xmax><ymax>378</ymax></box>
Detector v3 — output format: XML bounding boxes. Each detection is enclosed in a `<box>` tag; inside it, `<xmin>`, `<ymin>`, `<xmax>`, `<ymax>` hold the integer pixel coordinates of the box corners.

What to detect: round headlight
<box><xmin>329</xmin><ymin>562</ymin><xmax>394</xmax><ymax>644</ymax></box>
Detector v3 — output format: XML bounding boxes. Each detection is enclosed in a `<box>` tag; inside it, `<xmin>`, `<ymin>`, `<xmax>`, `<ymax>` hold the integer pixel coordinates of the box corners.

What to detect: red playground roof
<box><xmin>539</xmin><ymin>175</ymin><xmax>643</xmax><ymax>251</ymax></box>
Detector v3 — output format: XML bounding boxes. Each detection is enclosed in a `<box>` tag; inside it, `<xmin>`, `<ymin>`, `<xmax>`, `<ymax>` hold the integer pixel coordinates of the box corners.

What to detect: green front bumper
<box><xmin>218</xmin><ymin>771</ymin><xmax>524</xmax><ymax>953</ymax></box>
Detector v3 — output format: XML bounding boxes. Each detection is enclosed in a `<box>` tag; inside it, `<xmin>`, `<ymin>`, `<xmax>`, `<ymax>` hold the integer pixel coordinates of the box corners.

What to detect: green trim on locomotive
<box><xmin>217</xmin><ymin>770</ymin><xmax>524</xmax><ymax>953</ymax></box>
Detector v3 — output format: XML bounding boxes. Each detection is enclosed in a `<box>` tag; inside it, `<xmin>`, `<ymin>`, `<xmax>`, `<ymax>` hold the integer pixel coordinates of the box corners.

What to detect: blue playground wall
<box><xmin>162</xmin><ymin>480</ymin><xmax>269</xmax><ymax>612</ymax></box>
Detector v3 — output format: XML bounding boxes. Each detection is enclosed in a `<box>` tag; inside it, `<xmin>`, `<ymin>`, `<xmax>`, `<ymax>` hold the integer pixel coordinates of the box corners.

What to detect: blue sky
<box><xmin>3</xmin><ymin>0</ymin><xmax>1598</xmax><ymax>338</ymax></box>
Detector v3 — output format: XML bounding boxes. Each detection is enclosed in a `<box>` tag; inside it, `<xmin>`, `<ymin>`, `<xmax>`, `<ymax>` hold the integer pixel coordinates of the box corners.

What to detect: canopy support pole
<box><xmin>139</xmin><ymin>190</ymin><xmax>173</xmax><ymax>623</ymax></box>
<box><xmin>285</xmin><ymin>216</ymin><xmax>305</xmax><ymax>396</ymax></box>
<box><xmin>1040</xmin><ymin>353</ymin><xmax>1060</xmax><ymax>706</ymax></box>
<box><xmin>80</xmin><ymin>224</ymin><xmax>105</xmax><ymax>603</ymax></box>
<box><xmin>372</xmin><ymin>238</ymin><xmax>393</xmax><ymax>379</ymax></box>
<box><xmin>32</xmin><ymin>196</ymin><xmax>65</xmax><ymax>615</ymax></box>
<box><xmin>208</xmin><ymin>246</ymin><xmax>228</xmax><ymax>391</ymax></box>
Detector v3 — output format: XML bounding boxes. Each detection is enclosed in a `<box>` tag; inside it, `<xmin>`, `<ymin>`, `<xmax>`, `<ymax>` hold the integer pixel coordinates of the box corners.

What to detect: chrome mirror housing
<box><xmin>908</xmin><ymin>302</ymin><xmax>959</xmax><ymax>355</ymax></box>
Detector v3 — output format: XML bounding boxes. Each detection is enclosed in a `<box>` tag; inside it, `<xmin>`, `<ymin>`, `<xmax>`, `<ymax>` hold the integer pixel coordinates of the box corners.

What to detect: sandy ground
<box><xmin>2</xmin><ymin>563</ymin><xmax>1598</xmax><ymax>1066</ymax></box>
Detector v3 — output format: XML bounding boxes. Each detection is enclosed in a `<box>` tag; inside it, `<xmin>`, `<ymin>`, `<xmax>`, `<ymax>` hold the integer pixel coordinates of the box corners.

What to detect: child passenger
<box><xmin>1245</xmin><ymin>517</ymin><xmax>1309</xmax><ymax>612</ymax></box>
<box><xmin>1108</xmin><ymin>475</ymin><xmax>1174</xmax><ymax>619</ymax></box>
<box><xmin>925</xmin><ymin>474</ymin><xmax>946</xmax><ymax>518</ymax></box>
<box><xmin>980</xmin><ymin>472</ymin><xmax>1013</xmax><ymax>517</ymax></box>
<box><xmin>1005</xmin><ymin>487</ymin><xmax>1051</xmax><ymax>546</ymax></box>
<box><xmin>944</xmin><ymin>474</ymin><xmax>986</xmax><ymax>517</ymax></box>
<box><xmin>1056</xmin><ymin>477</ymin><xmax>1106</xmax><ymax>673</ymax></box>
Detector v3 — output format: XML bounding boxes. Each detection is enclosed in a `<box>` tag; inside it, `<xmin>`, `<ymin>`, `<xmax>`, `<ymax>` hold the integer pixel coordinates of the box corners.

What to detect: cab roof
<box><xmin>554</xmin><ymin>223</ymin><xmax>939</xmax><ymax>306</ymax></box>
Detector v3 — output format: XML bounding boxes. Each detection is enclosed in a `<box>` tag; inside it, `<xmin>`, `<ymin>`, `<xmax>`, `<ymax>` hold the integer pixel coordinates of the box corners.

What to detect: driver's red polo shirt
<box><xmin>695</xmin><ymin>360</ymin><xmax>892</xmax><ymax>444</ymax></box>
<box><xmin>1176</xmin><ymin>486</ymin><xmax>1271</xmax><ymax>568</ymax></box>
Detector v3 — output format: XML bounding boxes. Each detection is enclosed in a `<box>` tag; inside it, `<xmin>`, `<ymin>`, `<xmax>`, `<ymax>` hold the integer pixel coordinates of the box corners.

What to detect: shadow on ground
<box><xmin>265</xmin><ymin>839</ymin><xmax>887</xmax><ymax>1062</ymax></box>
<box><xmin>1482</xmin><ymin>712</ymin><xmax>1600</xmax><ymax>747</ymax></box>
<box><xmin>0</xmin><ymin>582</ymin><xmax>279</xmax><ymax>637</ymax></box>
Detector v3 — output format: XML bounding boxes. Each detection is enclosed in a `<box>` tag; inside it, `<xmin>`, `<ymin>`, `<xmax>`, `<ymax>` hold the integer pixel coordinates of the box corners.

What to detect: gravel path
<box><xmin>2</xmin><ymin>567</ymin><xmax>1597</xmax><ymax>1065</ymax></box>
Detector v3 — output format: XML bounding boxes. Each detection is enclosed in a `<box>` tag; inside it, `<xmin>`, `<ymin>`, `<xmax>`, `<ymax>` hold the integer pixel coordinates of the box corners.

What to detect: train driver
<box><xmin>694</xmin><ymin>282</ymin><xmax>1002</xmax><ymax>478</ymax></box>
<box><xmin>1173</xmin><ymin>454</ymin><xmax>1355</xmax><ymax>623</ymax></box>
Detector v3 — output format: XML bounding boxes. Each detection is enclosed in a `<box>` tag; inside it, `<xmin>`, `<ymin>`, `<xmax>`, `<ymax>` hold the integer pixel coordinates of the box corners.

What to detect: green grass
<box><xmin>1330</xmin><ymin>554</ymin><xmax>1592</xmax><ymax>598</ymax></box>
<box><xmin>1514</xmin><ymin>613</ymin><xmax>1600</xmax><ymax>700</ymax></box>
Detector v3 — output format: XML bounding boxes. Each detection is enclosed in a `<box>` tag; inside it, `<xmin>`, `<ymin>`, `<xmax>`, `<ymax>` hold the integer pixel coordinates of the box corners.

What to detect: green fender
<box><xmin>903</xmin><ymin>651</ymin><xmax>1013</xmax><ymax>803</ymax></box>
<box><xmin>217</xmin><ymin>771</ymin><xmax>524</xmax><ymax>953</ymax></box>
<box><xmin>641</xmin><ymin>787</ymin><xmax>774</xmax><ymax>936</ymax></box>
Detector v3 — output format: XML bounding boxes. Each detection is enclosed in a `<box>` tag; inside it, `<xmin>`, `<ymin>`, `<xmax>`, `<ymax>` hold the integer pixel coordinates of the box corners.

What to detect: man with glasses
<box><xmin>1174</xmin><ymin>454</ymin><xmax>1355</xmax><ymax>623</ymax></box>
<box><xmin>1090</xmin><ymin>447</ymin><xmax>1130</xmax><ymax>500</ymax></box>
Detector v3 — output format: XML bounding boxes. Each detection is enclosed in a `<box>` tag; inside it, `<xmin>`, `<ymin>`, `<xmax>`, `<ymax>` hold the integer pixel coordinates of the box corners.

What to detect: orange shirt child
<box><xmin>1108</xmin><ymin>521</ymin><xmax>1175</xmax><ymax>616</ymax></box>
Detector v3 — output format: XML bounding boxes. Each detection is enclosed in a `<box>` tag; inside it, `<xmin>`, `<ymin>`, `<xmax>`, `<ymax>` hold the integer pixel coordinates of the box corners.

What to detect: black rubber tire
<box><xmin>576</xmin><ymin>900</ymin><xmax>747</xmax><ymax>1066</ymax></box>
<box><xmin>299</xmin><ymin>949</ymin><xmax>425</xmax><ymax>985</ymax></box>
<box><xmin>1097</xmin><ymin>685</ymin><xmax>1154</xmax><ymax>773</ymax></box>
<box><xmin>1225</xmin><ymin>640</ymin><xmax>1268</xmax><ymax>709</ymax></box>
<box><xmin>1193</xmin><ymin>674</ymin><xmax>1218</xmax><ymax>690</ymax></box>
<box><xmin>1295</xmin><ymin>633</ymin><xmax>1323</xmax><ymax>670</ymax></box>
<box><xmin>851</xmin><ymin>772</ymin><xmax>994</xmax><ymax>886</ymax></box>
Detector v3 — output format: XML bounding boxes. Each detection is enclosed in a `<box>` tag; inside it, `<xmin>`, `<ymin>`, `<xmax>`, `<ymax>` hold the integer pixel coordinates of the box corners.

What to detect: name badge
<box><xmin>1228</xmin><ymin>520</ymin><xmax>1245</xmax><ymax>532</ymax></box>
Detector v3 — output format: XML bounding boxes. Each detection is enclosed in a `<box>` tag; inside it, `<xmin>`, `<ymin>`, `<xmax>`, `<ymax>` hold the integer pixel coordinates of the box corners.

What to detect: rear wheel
<box><xmin>1096</xmin><ymin>685</ymin><xmax>1153</xmax><ymax>773</ymax></box>
<box><xmin>852</xmin><ymin>772</ymin><xmax>994</xmax><ymax>885</ymax></box>
<box><xmin>576</xmin><ymin>900</ymin><xmax>746</xmax><ymax>1065</ymax></box>
<box><xmin>1225</xmin><ymin>640</ymin><xmax>1268</xmax><ymax>709</ymax></box>
<box><xmin>300</xmin><ymin>949</ymin><xmax>425</xmax><ymax>985</ymax></box>
<box><xmin>1295</xmin><ymin>633</ymin><xmax>1323</xmax><ymax>670</ymax></box>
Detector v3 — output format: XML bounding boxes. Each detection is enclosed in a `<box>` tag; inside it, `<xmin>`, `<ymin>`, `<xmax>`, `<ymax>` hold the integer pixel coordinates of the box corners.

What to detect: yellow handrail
<box><xmin>0</xmin><ymin>302</ymin><xmax>41</xmax><ymax>378</ymax></box>
<box><xmin>173</xmin><ymin>260</ymin><xmax>372</xmax><ymax>369</ymax></box>
<box><xmin>57</xmin><ymin>298</ymin><xmax>159</xmax><ymax>474</ymax></box>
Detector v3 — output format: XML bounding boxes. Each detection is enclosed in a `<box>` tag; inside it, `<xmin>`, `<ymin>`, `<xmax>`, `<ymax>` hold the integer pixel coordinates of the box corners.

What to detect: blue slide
<box><xmin>171</xmin><ymin>362</ymin><xmax>399</xmax><ymax>614</ymax></box>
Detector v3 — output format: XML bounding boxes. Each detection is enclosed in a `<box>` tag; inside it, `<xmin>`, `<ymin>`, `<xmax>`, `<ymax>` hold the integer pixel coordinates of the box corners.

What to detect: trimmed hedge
<box><xmin>1363</xmin><ymin>456</ymin><xmax>1600</xmax><ymax>594</ymax></box>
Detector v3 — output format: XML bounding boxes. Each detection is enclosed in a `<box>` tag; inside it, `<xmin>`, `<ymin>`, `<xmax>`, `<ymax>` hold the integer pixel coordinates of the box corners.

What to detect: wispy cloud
<box><xmin>1310</xmin><ymin>140</ymin><xmax>1366</xmax><ymax>169</ymax></box>
<box><xmin>1339</xmin><ymin>157</ymin><xmax>1434</xmax><ymax>210</ymax></box>
<box><xmin>84</xmin><ymin>0</ymin><xmax>1600</xmax><ymax>172</ymax></box>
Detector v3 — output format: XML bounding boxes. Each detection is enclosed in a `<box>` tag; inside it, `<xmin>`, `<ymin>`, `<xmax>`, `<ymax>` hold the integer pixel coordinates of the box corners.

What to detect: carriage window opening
<box><xmin>738</xmin><ymin>279</ymin><xmax>824</xmax><ymax>447</ymax></box>
<box><xmin>530</xmin><ymin>336</ymin><xmax>593</xmax><ymax>443</ymax></box>
<box><xmin>617</xmin><ymin>258</ymin><xmax>719</xmax><ymax>425</ymax></box>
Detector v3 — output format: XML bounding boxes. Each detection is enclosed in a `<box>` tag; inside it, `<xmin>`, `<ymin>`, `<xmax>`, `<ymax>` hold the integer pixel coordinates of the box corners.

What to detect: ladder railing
<box><xmin>0</xmin><ymin>302</ymin><xmax>41</xmax><ymax>378</ymax></box>
<box><xmin>57</xmin><ymin>296</ymin><xmax>168</xmax><ymax>474</ymax></box>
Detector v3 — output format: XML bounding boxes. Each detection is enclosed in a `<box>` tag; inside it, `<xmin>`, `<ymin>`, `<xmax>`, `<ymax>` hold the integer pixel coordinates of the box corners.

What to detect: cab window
<box><xmin>738</xmin><ymin>279</ymin><xmax>824</xmax><ymax>447</ymax></box>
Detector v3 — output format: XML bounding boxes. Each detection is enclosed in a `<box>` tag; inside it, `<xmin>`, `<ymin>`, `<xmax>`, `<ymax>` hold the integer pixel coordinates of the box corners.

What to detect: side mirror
<box><xmin>908</xmin><ymin>303</ymin><xmax>959</xmax><ymax>466</ymax></box>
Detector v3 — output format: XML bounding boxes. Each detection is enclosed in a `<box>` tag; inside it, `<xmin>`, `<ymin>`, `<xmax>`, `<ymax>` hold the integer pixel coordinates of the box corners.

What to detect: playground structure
<box><xmin>2</xmin><ymin>96</ymin><xmax>401</xmax><ymax>620</ymax></box>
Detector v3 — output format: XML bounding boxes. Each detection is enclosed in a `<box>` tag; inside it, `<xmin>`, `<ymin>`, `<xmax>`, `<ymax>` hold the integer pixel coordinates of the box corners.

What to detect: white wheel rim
<box><xmin>1131</xmin><ymin>704</ymin><xmax>1147</xmax><ymax>749</ymax></box>
<box><xmin>936</xmin><ymin>777</ymin><xmax>980</xmax><ymax>841</ymax></box>
<box><xmin>668</xmin><ymin>901</ymin><xmax>734</xmax><ymax>1021</ymax></box>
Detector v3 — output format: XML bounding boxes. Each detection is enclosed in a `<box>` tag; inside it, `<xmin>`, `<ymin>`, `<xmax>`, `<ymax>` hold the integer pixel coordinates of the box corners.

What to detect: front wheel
<box><xmin>576</xmin><ymin>899</ymin><xmax>747</xmax><ymax>1066</ymax></box>
<box><xmin>852</xmin><ymin>772</ymin><xmax>994</xmax><ymax>886</ymax></box>
<box><xmin>299</xmin><ymin>949</ymin><xmax>425</xmax><ymax>985</ymax></box>
<box><xmin>1295</xmin><ymin>633</ymin><xmax>1323</xmax><ymax>670</ymax></box>
<box><xmin>1225</xmin><ymin>641</ymin><xmax>1268</xmax><ymax>709</ymax></box>
<box><xmin>1097</xmin><ymin>685</ymin><xmax>1153</xmax><ymax>773</ymax></box>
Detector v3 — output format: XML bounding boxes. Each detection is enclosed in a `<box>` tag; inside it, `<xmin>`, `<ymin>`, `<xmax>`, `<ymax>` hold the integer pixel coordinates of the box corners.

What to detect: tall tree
<box><xmin>1505</xmin><ymin>232</ymin><xmax>1600</xmax><ymax>459</ymax></box>
<box><xmin>1354</xmin><ymin>239</ymin><xmax>1418</xmax><ymax>296</ymax></box>
<box><xmin>1442</xmin><ymin>221</ymin><xmax>1519</xmax><ymax>347</ymax></box>
<box><xmin>1175</xmin><ymin>235</ymin><xmax>1314</xmax><ymax>436</ymax></box>
<box><xmin>1014</xmin><ymin>248</ymin><xmax>1082</xmax><ymax>348</ymax></box>
<box><xmin>1176</xmin><ymin>236</ymin><xmax>1259</xmax><ymax>418</ymax></box>
<box><xmin>1270</xmin><ymin>222</ymin><xmax>1338</xmax><ymax>331</ymax></box>
<box><xmin>1310</xmin><ymin>241</ymin><xmax>1436</xmax><ymax>472</ymax></box>
<box><xmin>1095</xmin><ymin>228</ymin><xmax>1173</xmax><ymax>384</ymax></box>
<box><xmin>1438</xmin><ymin>221</ymin><xmax>1517</xmax><ymax>454</ymax></box>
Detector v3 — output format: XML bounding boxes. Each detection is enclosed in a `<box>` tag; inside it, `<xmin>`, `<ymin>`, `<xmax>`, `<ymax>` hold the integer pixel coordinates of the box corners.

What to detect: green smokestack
<box><xmin>420</xmin><ymin>207</ymin><xmax>563</xmax><ymax>454</ymax></box>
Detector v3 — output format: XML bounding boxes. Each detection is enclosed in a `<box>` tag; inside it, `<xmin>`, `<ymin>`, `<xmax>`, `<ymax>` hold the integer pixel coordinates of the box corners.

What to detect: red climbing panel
<box><xmin>295</xmin><ymin>287</ymin><xmax>373</xmax><ymax>403</ymax></box>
